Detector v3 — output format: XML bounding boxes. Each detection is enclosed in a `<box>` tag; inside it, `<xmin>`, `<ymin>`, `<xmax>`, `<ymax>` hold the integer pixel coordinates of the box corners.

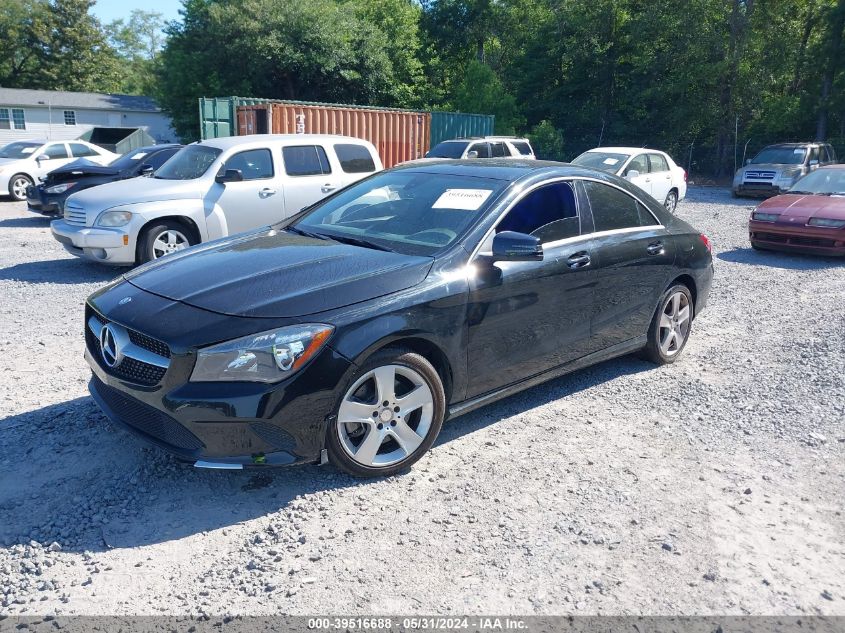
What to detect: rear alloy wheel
<box><xmin>641</xmin><ymin>284</ymin><xmax>693</xmax><ymax>365</ymax></box>
<box><xmin>138</xmin><ymin>221</ymin><xmax>195</xmax><ymax>264</ymax></box>
<box><xmin>8</xmin><ymin>174</ymin><xmax>33</xmax><ymax>201</ymax></box>
<box><xmin>327</xmin><ymin>349</ymin><xmax>445</xmax><ymax>477</ymax></box>
<box><xmin>663</xmin><ymin>190</ymin><xmax>678</xmax><ymax>213</ymax></box>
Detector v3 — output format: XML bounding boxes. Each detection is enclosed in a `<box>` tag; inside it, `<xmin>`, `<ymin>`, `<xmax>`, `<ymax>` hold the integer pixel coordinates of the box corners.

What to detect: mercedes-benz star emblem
<box><xmin>99</xmin><ymin>323</ymin><xmax>122</xmax><ymax>368</ymax></box>
<box><xmin>118</xmin><ymin>296</ymin><xmax>132</xmax><ymax>305</ymax></box>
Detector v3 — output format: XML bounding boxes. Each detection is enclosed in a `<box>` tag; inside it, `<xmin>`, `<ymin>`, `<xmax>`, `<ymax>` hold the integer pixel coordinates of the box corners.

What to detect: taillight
<box><xmin>699</xmin><ymin>234</ymin><xmax>712</xmax><ymax>252</ymax></box>
<box><xmin>683</xmin><ymin>170</ymin><xmax>688</xmax><ymax>182</ymax></box>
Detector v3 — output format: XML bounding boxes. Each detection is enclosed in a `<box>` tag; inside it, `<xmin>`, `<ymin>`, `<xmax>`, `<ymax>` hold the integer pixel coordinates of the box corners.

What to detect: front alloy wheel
<box><xmin>9</xmin><ymin>174</ymin><xmax>33</xmax><ymax>201</ymax></box>
<box><xmin>327</xmin><ymin>349</ymin><xmax>445</xmax><ymax>477</ymax></box>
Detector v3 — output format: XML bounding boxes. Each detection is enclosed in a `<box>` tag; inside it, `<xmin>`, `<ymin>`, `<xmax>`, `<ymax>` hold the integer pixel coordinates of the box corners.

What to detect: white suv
<box><xmin>0</xmin><ymin>139</ymin><xmax>117</xmax><ymax>201</ymax></box>
<box><xmin>51</xmin><ymin>134</ymin><xmax>382</xmax><ymax>265</ymax></box>
<box><xmin>424</xmin><ymin>137</ymin><xmax>535</xmax><ymax>160</ymax></box>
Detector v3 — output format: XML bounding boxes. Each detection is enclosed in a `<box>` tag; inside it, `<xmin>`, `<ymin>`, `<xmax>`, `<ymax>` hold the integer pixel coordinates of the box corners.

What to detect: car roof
<box><xmin>762</xmin><ymin>142</ymin><xmax>825</xmax><ymax>148</ymax></box>
<box><xmin>584</xmin><ymin>147</ymin><xmax>665</xmax><ymax>154</ymax></box>
<box><xmin>135</xmin><ymin>144</ymin><xmax>183</xmax><ymax>153</ymax></box>
<box><xmin>392</xmin><ymin>158</ymin><xmax>601</xmax><ymax>181</ymax></box>
<box><xmin>197</xmin><ymin>134</ymin><xmax>374</xmax><ymax>150</ymax></box>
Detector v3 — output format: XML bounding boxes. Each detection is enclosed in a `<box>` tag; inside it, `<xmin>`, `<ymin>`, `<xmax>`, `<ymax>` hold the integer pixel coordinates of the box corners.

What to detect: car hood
<box><xmin>124</xmin><ymin>228</ymin><xmax>435</xmax><ymax>318</ymax></box>
<box><xmin>65</xmin><ymin>175</ymin><xmax>201</xmax><ymax>209</ymax></box>
<box><xmin>739</xmin><ymin>163</ymin><xmax>799</xmax><ymax>174</ymax></box>
<box><xmin>0</xmin><ymin>157</ymin><xmax>26</xmax><ymax>168</ymax></box>
<box><xmin>48</xmin><ymin>159</ymin><xmax>118</xmax><ymax>178</ymax></box>
<box><xmin>758</xmin><ymin>194</ymin><xmax>845</xmax><ymax>219</ymax></box>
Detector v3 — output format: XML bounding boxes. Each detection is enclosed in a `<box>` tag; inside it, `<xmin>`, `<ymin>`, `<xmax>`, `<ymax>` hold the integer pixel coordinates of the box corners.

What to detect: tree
<box><xmin>448</xmin><ymin>59</ymin><xmax>523</xmax><ymax>134</ymax></box>
<box><xmin>105</xmin><ymin>10</ymin><xmax>165</xmax><ymax>94</ymax></box>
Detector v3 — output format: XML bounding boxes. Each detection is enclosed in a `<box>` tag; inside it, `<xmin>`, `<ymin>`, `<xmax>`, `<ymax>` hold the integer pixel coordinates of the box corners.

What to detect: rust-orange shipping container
<box><xmin>237</xmin><ymin>103</ymin><xmax>431</xmax><ymax>168</ymax></box>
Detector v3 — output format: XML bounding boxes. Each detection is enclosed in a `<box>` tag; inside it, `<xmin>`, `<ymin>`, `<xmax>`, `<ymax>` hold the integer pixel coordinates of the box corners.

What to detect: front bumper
<box><xmin>51</xmin><ymin>219</ymin><xmax>135</xmax><ymax>265</ymax></box>
<box><xmin>26</xmin><ymin>186</ymin><xmax>64</xmax><ymax>216</ymax></box>
<box><xmin>734</xmin><ymin>183</ymin><xmax>789</xmax><ymax>197</ymax></box>
<box><xmin>86</xmin><ymin>322</ymin><xmax>354</xmax><ymax>466</ymax></box>
<box><xmin>749</xmin><ymin>221</ymin><xmax>845</xmax><ymax>256</ymax></box>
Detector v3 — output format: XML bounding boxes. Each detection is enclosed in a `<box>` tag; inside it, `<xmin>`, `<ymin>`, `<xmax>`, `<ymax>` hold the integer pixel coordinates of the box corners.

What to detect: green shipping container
<box><xmin>199</xmin><ymin>97</ymin><xmax>270</xmax><ymax>139</ymax></box>
<box><xmin>429</xmin><ymin>111</ymin><xmax>495</xmax><ymax>146</ymax></box>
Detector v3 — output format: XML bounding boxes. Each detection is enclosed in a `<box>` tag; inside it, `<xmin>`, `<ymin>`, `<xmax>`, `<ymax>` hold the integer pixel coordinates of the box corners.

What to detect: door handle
<box><xmin>567</xmin><ymin>251</ymin><xmax>591</xmax><ymax>269</ymax></box>
<box><xmin>646</xmin><ymin>241</ymin><xmax>665</xmax><ymax>255</ymax></box>
<box><xmin>321</xmin><ymin>184</ymin><xmax>336</xmax><ymax>193</ymax></box>
<box><xmin>259</xmin><ymin>188</ymin><xmax>276</xmax><ymax>198</ymax></box>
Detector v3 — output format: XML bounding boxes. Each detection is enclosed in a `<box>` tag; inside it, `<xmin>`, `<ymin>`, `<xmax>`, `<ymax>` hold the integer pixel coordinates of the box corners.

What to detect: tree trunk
<box><xmin>790</xmin><ymin>0</ymin><xmax>817</xmax><ymax>95</ymax></box>
<box><xmin>816</xmin><ymin>0</ymin><xmax>845</xmax><ymax>140</ymax></box>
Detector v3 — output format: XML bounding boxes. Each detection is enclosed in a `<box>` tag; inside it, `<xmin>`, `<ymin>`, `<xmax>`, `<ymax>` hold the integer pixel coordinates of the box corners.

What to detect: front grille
<box><xmin>755</xmin><ymin>232</ymin><xmax>838</xmax><ymax>248</ymax></box>
<box><xmin>86</xmin><ymin>307</ymin><xmax>170</xmax><ymax>386</ymax></box>
<box><xmin>64</xmin><ymin>205</ymin><xmax>87</xmax><ymax>226</ymax></box>
<box><xmin>91</xmin><ymin>375</ymin><xmax>204</xmax><ymax>451</ymax></box>
<box><xmin>744</xmin><ymin>171</ymin><xmax>776</xmax><ymax>180</ymax></box>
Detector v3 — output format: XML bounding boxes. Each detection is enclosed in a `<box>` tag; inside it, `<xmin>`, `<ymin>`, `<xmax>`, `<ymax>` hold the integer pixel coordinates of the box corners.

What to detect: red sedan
<box><xmin>749</xmin><ymin>165</ymin><xmax>845</xmax><ymax>256</ymax></box>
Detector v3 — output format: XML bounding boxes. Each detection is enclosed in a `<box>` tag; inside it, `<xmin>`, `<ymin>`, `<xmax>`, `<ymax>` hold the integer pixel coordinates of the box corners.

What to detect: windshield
<box><xmin>571</xmin><ymin>151</ymin><xmax>630</xmax><ymax>172</ymax></box>
<box><xmin>0</xmin><ymin>142</ymin><xmax>42</xmax><ymax>159</ymax></box>
<box><xmin>425</xmin><ymin>142</ymin><xmax>469</xmax><ymax>159</ymax></box>
<box><xmin>751</xmin><ymin>147</ymin><xmax>806</xmax><ymax>165</ymax></box>
<box><xmin>293</xmin><ymin>170</ymin><xmax>509</xmax><ymax>256</ymax></box>
<box><xmin>789</xmin><ymin>168</ymin><xmax>845</xmax><ymax>195</ymax></box>
<box><xmin>108</xmin><ymin>148</ymin><xmax>154</xmax><ymax>171</ymax></box>
<box><xmin>154</xmin><ymin>145</ymin><xmax>221</xmax><ymax>180</ymax></box>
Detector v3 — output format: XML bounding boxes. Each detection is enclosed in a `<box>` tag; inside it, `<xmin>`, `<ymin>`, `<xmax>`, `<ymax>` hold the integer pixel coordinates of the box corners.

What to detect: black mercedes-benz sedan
<box><xmin>27</xmin><ymin>144</ymin><xmax>182</xmax><ymax>216</ymax></box>
<box><xmin>85</xmin><ymin>160</ymin><xmax>713</xmax><ymax>477</ymax></box>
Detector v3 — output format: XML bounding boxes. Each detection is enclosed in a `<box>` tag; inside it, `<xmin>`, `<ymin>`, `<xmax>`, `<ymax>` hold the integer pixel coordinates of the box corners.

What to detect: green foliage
<box><xmin>0</xmin><ymin>0</ymin><xmax>121</xmax><ymax>91</ymax></box>
<box><xmin>528</xmin><ymin>120</ymin><xmax>565</xmax><ymax>161</ymax></box>
<box><xmin>105</xmin><ymin>10</ymin><xmax>166</xmax><ymax>94</ymax></box>
<box><xmin>448</xmin><ymin>59</ymin><xmax>523</xmax><ymax>134</ymax></box>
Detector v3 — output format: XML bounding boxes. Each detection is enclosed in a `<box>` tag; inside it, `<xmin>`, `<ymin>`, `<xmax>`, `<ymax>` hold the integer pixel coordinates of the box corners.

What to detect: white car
<box><xmin>423</xmin><ymin>137</ymin><xmax>536</xmax><ymax>160</ymax></box>
<box><xmin>572</xmin><ymin>147</ymin><xmax>687</xmax><ymax>212</ymax></box>
<box><xmin>0</xmin><ymin>139</ymin><xmax>118</xmax><ymax>201</ymax></box>
<box><xmin>51</xmin><ymin>134</ymin><xmax>383</xmax><ymax>266</ymax></box>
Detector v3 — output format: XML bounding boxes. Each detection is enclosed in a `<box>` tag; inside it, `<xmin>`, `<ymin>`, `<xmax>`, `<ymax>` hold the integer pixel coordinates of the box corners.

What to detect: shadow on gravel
<box><xmin>0</xmin><ymin>216</ymin><xmax>52</xmax><ymax>228</ymax></box>
<box><xmin>0</xmin><ymin>258</ymin><xmax>116</xmax><ymax>284</ymax></box>
<box><xmin>0</xmin><ymin>354</ymin><xmax>652</xmax><ymax>553</ymax></box>
<box><xmin>717</xmin><ymin>247</ymin><xmax>845</xmax><ymax>270</ymax></box>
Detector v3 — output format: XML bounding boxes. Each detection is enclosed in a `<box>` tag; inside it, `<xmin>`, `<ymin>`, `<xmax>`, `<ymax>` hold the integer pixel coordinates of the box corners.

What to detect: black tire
<box><xmin>663</xmin><ymin>190</ymin><xmax>678</xmax><ymax>213</ymax></box>
<box><xmin>326</xmin><ymin>348</ymin><xmax>445</xmax><ymax>478</ymax></box>
<box><xmin>8</xmin><ymin>173</ymin><xmax>33</xmax><ymax>201</ymax></box>
<box><xmin>750</xmin><ymin>241</ymin><xmax>764</xmax><ymax>251</ymax></box>
<box><xmin>731</xmin><ymin>189</ymin><xmax>741</xmax><ymax>198</ymax></box>
<box><xmin>136</xmin><ymin>220</ymin><xmax>196</xmax><ymax>264</ymax></box>
<box><xmin>641</xmin><ymin>283</ymin><xmax>694</xmax><ymax>365</ymax></box>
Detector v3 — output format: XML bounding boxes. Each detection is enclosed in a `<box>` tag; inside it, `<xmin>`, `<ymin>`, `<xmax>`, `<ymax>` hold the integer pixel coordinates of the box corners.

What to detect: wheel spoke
<box><xmin>354</xmin><ymin>427</ymin><xmax>384</xmax><ymax>465</ymax></box>
<box><xmin>659</xmin><ymin>329</ymin><xmax>672</xmax><ymax>353</ymax></box>
<box><xmin>371</xmin><ymin>366</ymin><xmax>396</xmax><ymax>403</ymax></box>
<box><xmin>338</xmin><ymin>399</ymin><xmax>376</xmax><ymax>424</ymax></box>
<box><xmin>660</xmin><ymin>313</ymin><xmax>673</xmax><ymax>329</ymax></box>
<box><xmin>671</xmin><ymin>293</ymin><xmax>681</xmax><ymax>316</ymax></box>
<box><xmin>396</xmin><ymin>385</ymin><xmax>429</xmax><ymax>416</ymax></box>
<box><xmin>389</xmin><ymin>419</ymin><xmax>423</xmax><ymax>455</ymax></box>
<box><xmin>676</xmin><ymin>305</ymin><xmax>690</xmax><ymax>325</ymax></box>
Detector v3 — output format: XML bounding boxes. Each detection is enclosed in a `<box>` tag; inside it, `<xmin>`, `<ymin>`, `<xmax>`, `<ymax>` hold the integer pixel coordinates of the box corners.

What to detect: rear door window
<box><xmin>648</xmin><ymin>153</ymin><xmax>669</xmax><ymax>173</ymax></box>
<box><xmin>283</xmin><ymin>145</ymin><xmax>331</xmax><ymax>176</ymax></box>
<box><xmin>809</xmin><ymin>146</ymin><xmax>820</xmax><ymax>164</ymax></box>
<box><xmin>490</xmin><ymin>142</ymin><xmax>509</xmax><ymax>158</ymax></box>
<box><xmin>583</xmin><ymin>181</ymin><xmax>657</xmax><ymax>231</ymax></box>
<box><xmin>496</xmin><ymin>181</ymin><xmax>580</xmax><ymax>243</ymax></box>
<box><xmin>334</xmin><ymin>143</ymin><xmax>376</xmax><ymax>173</ymax></box>
<box><xmin>69</xmin><ymin>143</ymin><xmax>98</xmax><ymax>158</ymax></box>
<box><xmin>224</xmin><ymin>148</ymin><xmax>274</xmax><ymax>180</ymax></box>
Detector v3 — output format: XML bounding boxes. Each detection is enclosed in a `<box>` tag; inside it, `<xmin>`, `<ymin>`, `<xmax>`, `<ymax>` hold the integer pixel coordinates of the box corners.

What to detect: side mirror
<box><xmin>492</xmin><ymin>231</ymin><xmax>543</xmax><ymax>262</ymax></box>
<box><xmin>745</xmin><ymin>159</ymin><xmax>752</xmax><ymax>165</ymax></box>
<box><xmin>138</xmin><ymin>164</ymin><xmax>154</xmax><ymax>176</ymax></box>
<box><xmin>36</xmin><ymin>154</ymin><xmax>50</xmax><ymax>162</ymax></box>
<box><xmin>215</xmin><ymin>168</ymin><xmax>243</xmax><ymax>184</ymax></box>
<box><xmin>625</xmin><ymin>169</ymin><xmax>640</xmax><ymax>179</ymax></box>
<box><xmin>809</xmin><ymin>159</ymin><xmax>819</xmax><ymax>166</ymax></box>
<box><xmin>466</xmin><ymin>150</ymin><xmax>479</xmax><ymax>159</ymax></box>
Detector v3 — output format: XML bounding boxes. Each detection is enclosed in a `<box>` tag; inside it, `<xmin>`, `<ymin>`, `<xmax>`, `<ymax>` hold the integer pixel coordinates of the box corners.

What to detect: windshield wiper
<box><xmin>788</xmin><ymin>190</ymin><xmax>816</xmax><ymax>195</ymax></box>
<box><xmin>324</xmin><ymin>233</ymin><xmax>394</xmax><ymax>252</ymax></box>
<box><xmin>286</xmin><ymin>226</ymin><xmax>329</xmax><ymax>240</ymax></box>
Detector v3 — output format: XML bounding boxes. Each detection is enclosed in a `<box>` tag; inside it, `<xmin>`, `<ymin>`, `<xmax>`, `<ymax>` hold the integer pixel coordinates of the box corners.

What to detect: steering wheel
<box><xmin>407</xmin><ymin>228</ymin><xmax>457</xmax><ymax>244</ymax></box>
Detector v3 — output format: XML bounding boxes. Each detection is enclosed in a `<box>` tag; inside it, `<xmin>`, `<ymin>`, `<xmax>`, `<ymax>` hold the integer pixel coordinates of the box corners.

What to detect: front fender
<box><xmin>110</xmin><ymin>200</ymin><xmax>213</xmax><ymax>242</ymax></box>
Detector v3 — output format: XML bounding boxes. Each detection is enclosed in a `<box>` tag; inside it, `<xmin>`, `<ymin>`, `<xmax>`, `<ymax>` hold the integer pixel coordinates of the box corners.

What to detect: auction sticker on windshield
<box><xmin>603</xmin><ymin>157</ymin><xmax>619</xmax><ymax>165</ymax></box>
<box><xmin>432</xmin><ymin>189</ymin><xmax>493</xmax><ymax>210</ymax></box>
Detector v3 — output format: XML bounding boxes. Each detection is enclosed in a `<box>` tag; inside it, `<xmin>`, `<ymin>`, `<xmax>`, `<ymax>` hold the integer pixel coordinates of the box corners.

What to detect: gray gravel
<box><xmin>0</xmin><ymin>188</ymin><xmax>843</xmax><ymax>616</ymax></box>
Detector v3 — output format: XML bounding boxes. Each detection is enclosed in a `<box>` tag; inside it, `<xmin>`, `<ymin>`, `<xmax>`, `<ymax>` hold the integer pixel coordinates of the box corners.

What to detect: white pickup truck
<box><xmin>51</xmin><ymin>134</ymin><xmax>383</xmax><ymax>265</ymax></box>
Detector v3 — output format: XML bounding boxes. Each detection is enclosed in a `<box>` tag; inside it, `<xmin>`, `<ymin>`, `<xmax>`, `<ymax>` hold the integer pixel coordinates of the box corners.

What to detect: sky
<box><xmin>90</xmin><ymin>0</ymin><xmax>182</xmax><ymax>26</ymax></box>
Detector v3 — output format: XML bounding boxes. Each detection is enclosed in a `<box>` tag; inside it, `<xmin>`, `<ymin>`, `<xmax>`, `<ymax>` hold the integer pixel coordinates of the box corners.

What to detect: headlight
<box><xmin>752</xmin><ymin>212</ymin><xmax>780</xmax><ymax>222</ymax></box>
<box><xmin>96</xmin><ymin>210</ymin><xmax>133</xmax><ymax>227</ymax></box>
<box><xmin>779</xmin><ymin>168</ymin><xmax>801</xmax><ymax>179</ymax></box>
<box><xmin>808</xmin><ymin>218</ymin><xmax>845</xmax><ymax>229</ymax></box>
<box><xmin>190</xmin><ymin>324</ymin><xmax>334</xmax><ymax>383</ymax></box>
<box><xmin>45</xmin><ymin>182</ymin><xmax>76</xmax><ymax>194</ymax></box>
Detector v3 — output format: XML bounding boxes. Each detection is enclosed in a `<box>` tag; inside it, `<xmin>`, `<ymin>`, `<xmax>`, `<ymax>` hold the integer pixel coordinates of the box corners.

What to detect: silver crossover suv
<box><xmin>733</xmin><ymin>142</ymin><xmax>837</xmax><ymax>197</ymax></box>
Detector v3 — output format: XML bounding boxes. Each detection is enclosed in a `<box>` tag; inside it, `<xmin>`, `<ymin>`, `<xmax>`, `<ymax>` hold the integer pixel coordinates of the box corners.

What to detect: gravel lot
<box><xmin>0</xmin><ymin>187</ymin><xmax>843</xmax><ymax>617</ymax></box>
